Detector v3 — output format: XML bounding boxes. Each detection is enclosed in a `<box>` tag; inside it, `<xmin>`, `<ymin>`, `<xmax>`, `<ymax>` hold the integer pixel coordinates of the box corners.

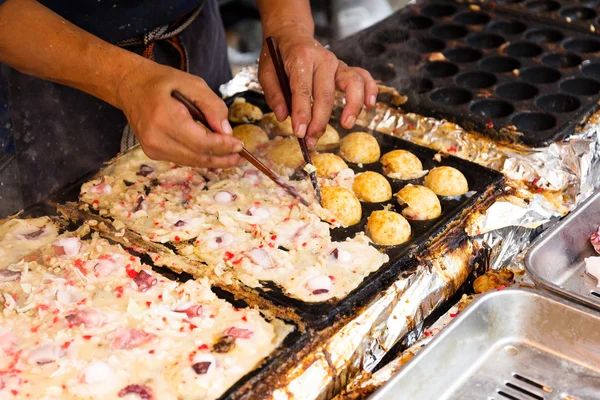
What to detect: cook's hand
<box><xmin>116</xmin><ymin>61</ymin><xmax>242</xmax><ymax>168</ymax></box>
<box><xmin>259</xmin><ymin>31</ymin><xmax>378</xmax><ymax>148</ymax></box>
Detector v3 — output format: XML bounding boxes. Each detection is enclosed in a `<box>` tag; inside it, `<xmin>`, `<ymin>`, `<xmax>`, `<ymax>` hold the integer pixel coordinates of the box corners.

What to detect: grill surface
<box><xmin>370</xmin><ymin>289</ymin><xmax>600</xmax><ymax>400</ymax></box>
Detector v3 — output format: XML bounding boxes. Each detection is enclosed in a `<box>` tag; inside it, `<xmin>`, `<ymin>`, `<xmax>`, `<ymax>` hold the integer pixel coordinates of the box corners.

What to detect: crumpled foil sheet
<box><xmin>220</xmin><ymin>65</ymin><xmax>600</xmax><ymax>399</ymax></box>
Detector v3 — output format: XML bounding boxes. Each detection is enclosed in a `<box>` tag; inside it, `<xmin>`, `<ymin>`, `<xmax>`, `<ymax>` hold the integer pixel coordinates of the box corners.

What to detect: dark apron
<box><xmin>2</xmin><ymin>0</ymin><xmax>231</xmax><ymax>216</ymax></box>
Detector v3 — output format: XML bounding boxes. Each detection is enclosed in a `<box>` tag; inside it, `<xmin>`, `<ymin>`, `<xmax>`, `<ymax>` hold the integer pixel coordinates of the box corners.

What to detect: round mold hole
<box><xmin>582</xmin><ymin>62</ymin><xmax>600</xmax><ymax>80</ymax></box>
<box><xmin>511</xmin><ymin>112</ymin><xmax>557</xmax><ymax>132</ymax></box>
<box><xmin>431</xmin><ymin>23</ymin><xmax>469</xmax><ymax>40</ymax></box>
<box><xmin>496</xmin><ymin>82</ymin><xmax>539</xmax><ymax>100</ymax></box>
<box><xmin>456</xmin><ymin>71</ymin><xmax>497</xmax><ymax>89</ymax></box>
<box><xmin>400</xmin><ymin>15</ymin><xmax>434</xmax><ymax>30</ymax></box>
<box><xmin>536</xmin><ymin>94</ymin><xmax>581</xmax><ymax>113</ymax></box>
<box><xmin>466</xmin><ymin>32</ymin><xmax>506</xmax><ymax>49</ymax></box>
<box><xmin>560</xmin><ymin>77</ymin><xmax>600</xmax><ymax>96</ymax></box>
<box><xmin>520</xmin><ymin>66</ymin><xmax>561</xmax><ymax>83</ymax></box>
<box><xmin>480</xmin><ymin>56</ymin><xmax>520</xmax><ymax>73</ymax></box>
<box><xmin>524</xmin><ymin>0</ymin><xmax>561</xmax><ymax>12</ymax></box>
<box><xmin>524</xmin><ymin>28</ymin><xmax>564</xmax><ymax>44</ymax></box>
<box><xmin>374</xmin><ymin>28</ymin><xmax>410</xmax><ymax>44</ymax></box>
<box><xmin>563</xmin><ymin>38</ymin><xmax>600</xmax><ymax>54</ymax></box>
<box><xmin>362</xmin><ymin>42</ymin><xmax>386</xmax><ymax>57</ymax></box>
<box><xmin>541</xmin><ymin>52</ymin><xmax>582</xmax><ymax>69</ymax></box>
<box><xmin>424</xmin><ymin>61</ymin><xmax>459</xmax><ymax>78</ymax></box>
<box><xmin>487</xmin><ymin>20</ymin><xmax>527</xmax><ymax>35</ymax></box>
<box><xmin>470</xmin><ymin>99</ymin><xmax>515</xmax><ymax>118</ymax></box>
<box><xmin>453</xmin><ymin>11</ymin><xmax>491</xmax><ymax>25</ymax></box>
<box><xmin>370</xmin><ymin>65</ymin><xmax>397</xmax><ymax>81</ymax></box>
<box><xmin>505</xmin><ymin>41</ymin><xmax>543</xmax><ymax>58</ymax></box>
<box><xmin>443</xmin><ymin>47</ymin><xmax>483</xmax><ymax>63</ymax></box>
<box><xmin>420</xmin><ymin>3</ymin><xmax>457</xmax><ymax>17</ymax></box>
<box><xmin>560</xmin><ymin>6</ymin><xmax>597</xmax><ymax>21</ymax></box>
<box><xmin>415</xmin><ymin>78</ymin><xmax>434</xmax><ymax>94</ymax></box>
<box><xmin>430</xmin><ymin>87</ymin><xmax>473</xmax><ymax>105</ymax></box>
<box><xmin>408</xmin><ymin>37</ymin><xmax>446</xmax><ymax>53</ymax></box>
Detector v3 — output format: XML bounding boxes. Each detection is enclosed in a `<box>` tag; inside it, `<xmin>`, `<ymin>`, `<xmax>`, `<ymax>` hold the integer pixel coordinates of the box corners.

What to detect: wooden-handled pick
<box><xmin>171</xmin><ymin>90</ymin><xmax>309</xmax><ymax>206</ymax></box>
<box><xmin>265</xmin><ymin>36</ymin><xmax>322</xmax><ymax>205</ymax></box>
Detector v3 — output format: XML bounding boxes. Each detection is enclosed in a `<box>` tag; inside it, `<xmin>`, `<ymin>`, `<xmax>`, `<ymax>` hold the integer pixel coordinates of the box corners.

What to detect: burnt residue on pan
<box><xmin>330</xmin><ymin>0</ymin><xmax>600</xmax><ymax>147</ymax></box>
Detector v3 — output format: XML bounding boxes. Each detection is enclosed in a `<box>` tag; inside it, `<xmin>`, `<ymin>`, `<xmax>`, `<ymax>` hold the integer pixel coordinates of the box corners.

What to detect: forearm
<box><xmin>256</xmin><ymin>0</ymin><xmax>314</xmax><ymax>37</ymax></box>
<box><xmin>0</xmin><ymin>0</ymin><xmax>148</xmax><ymax>108</ymax></box>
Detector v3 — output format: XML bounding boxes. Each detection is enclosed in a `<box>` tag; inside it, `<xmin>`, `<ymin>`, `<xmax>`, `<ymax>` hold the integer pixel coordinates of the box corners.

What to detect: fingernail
<box><xmin>274</xmin><ymin>105</ymin><xmax>286</xmax><ymax>121</ymax></box>
<box><xmin>221</xmin><ymin>120</ymin><xmax>233</xmax><ymax>135</ymax></box>
<box><xmin>296</xmin><ymin>123</ymin><xmax>307</xmax><ymax>138</ymax></box>
<box><xmin>344</xmin><ymin>115</ymin><xmax>357</xmax><ymax>128</ymax></box>
<box><xmin>307</xmin><ymin>137</ymin><xmax>317</xmax><ymax>149</ymax></box>
<box><xmin>234</xmin><ymin>142</ymin><xmax>243</xmax><ymax>152</ymax></box>
<box><xmin>369</xmin><ymin>95</ymin><xmax>377</xmax><ymax>107</ymax></box>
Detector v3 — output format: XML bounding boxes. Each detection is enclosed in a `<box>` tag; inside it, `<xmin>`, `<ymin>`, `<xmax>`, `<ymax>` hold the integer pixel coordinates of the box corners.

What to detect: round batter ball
<box><xmin>312</xmin><ymin>153</ymin><xmax>348</xmax><ymax>178</ymax></box>
<box><xmin>321</xmin><ymin>186</ymin><xmax>362</xmax><ymax>227</ymax></box>
<box><xmin>232</xmin><ymin>124</ymin><xmax>269</xmax><ymax>152</ymax></box>
<box><xmin>380</xmin><ymin>150</ymin><xmax>424</xmax><ymax>180</ymax></box>
<box><xmin>265</xmin><ymin>138</ymin><xmax>304</xmax><ymax>169</ymax></box>
<box><xmin>260</xmin><ymin>113</ymin><xmax>294</xmax><ymax>137</ymax></box>
<box><xmin>339</xmin><ymin>132</ymin><xmax>380</xmax><ymax>164</ymax></box>
<box><xmin>366</xmin><ymin>210</ymin><xmax>411</xmax><ymax>246</ymax></box>
<box><xmin>396</xmin><ymin>185</ymin><xmax>441</xmax><ymax>220</ymax></box>
<box><xmin>424</xmin><ymin>166</ymin><xmax>469</xmax><ymax>196</ymax></box>
<box><xmin>352</xmin><ymin>171</ymin><xmax>392</xmax><ymax>203</ymax></box>
<box><xmin>228</xmin><ymin>99</ymin><xmax>263</xmax><ymax>124</ymax></box>
<box><xmin>315</xmin><ymin>125</ymin><xmax>340</xmax><ymax>151</ymax></box>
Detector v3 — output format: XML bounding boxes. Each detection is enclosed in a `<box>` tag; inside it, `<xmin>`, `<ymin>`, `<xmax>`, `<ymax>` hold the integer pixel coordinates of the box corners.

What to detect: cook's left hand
<box><xmin>258</xmin><ymin>30</ymin><xmax>378</xmax><ymax>149</ymax></box>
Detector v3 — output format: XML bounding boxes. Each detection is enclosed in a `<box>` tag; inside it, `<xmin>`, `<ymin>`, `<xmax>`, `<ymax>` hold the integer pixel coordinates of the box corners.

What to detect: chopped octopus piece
<box><xmin>330</xmin><ymin>248</ymin><xmax>352</xmax><ymax>263</ymax></box>
<box><xmin>247</xmin><ymin>248</ymin><xmax>274</xmax><ymax>269</ymax></box>
<box><xmin>110</xmin><ymin>327</ymin><xmax>156</xmax><ymax>350</ymax></box>
<box><xmin>591</xmin><ymin>229</ymin><xmax>600</xmax><ymax>254</ymax></box>
<box><xmin>118</xmin><ymin>384</ymin><xmax>154</xmax><ymax>399</ymax></box>
<box><xmin>27</xmin><ymin>344</ymin><xmax>66</xmax><ymax>365</ymax></box>
<box><xmin>212</xmin><ymin>336</ymin><xmax>236</xmax><ymax>353</ymax></box>
<box><xmin>306</xmin><ymin>275</ymin><xmax>333</xmax><ymax>295</ymax></box>
<box><xmin>66</xmin><ymin>309</ymin><xmax>106</xmax><ymax>328</ymax></box>
<box><xmin>214</xmin><ymin>191</ymin><xmax>236</xmax><ymax>204</ymax></box>
<box><xmin>91</xmin><ymin>177</ymin><xmax>112</xmax><ymax>194</ymax></box>
<box><xmin>215</xmin><ymin>232</ymin><xmax>233</xmax><ymax>246</ymax></box>
<box><xmin>133</xmin><ymin>270</ymin><xmax>157</xmax><ymax>292</ymax></box>
<box><xmin>584</xmin><ymin>257</ymin><xmax>600</xmax><ymax>287</ymax></box>
<box><xmin>135</xmin><ymin>196</ymin><xmax>146</xmax><ymax>212</ymax></box>
<box><xmin>225</xmin><ymin>327</ymin><xmax>253</xmax><ymax>339</ymax></box>
<box><xmin>81</xmin><ymin>360</ymin><xmax>113</xmax><ymax>384</ymax></box>
<box><xmin>248</xmin><ymin>206</ymin><xmax>270</xmax><ymax>219</ymax></box>
<box><xmin>243</xmin><ymin>170</ymin><xmax>260</xmax><ymax>182</ymax></box>
<box><xmin>22</xmin><ymin>229</ymin><xmax>45</xmax><ymax>239</ymax></box>
<box><xmin>53</xmin><ymin>237</ymin><xmax>81</xmax><ymax>257</ymax></box>
<box><xmin>0</xmin><ymin>270</ymin><xmax>21</xmax><ymax>282</ymax></box>
<box><xmin>136</xmin><ymin>164</ymin><xmax>154</xmax><ymax>177</ymax></box>
<box><xmin>94</xmin><ymin>259</ymin><xmax>117</xmax><ymax>277</ymax></box>
<box><xmin>174</xmin><ymin>220</ymin><xmax>186</xmax><ymax>227</ymax></box>
<box><xmin>174</xmin><ymin>304</ymin><xmax>203</xmax><ymax>318</ymax></box>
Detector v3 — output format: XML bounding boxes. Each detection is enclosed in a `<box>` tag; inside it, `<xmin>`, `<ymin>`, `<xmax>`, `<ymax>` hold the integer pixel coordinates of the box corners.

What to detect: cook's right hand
<box><xmin>116</xmin><ymin>61</ymin><xmax>242</xmax><ymax>168</ymax></box>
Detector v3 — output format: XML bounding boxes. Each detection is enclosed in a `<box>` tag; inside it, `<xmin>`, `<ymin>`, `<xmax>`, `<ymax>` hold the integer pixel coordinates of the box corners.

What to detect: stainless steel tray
<box><xmin>370</xmin><ymin>289</ymin><xmax>600</xmax><ymax>400</ymax></box>
<box><xmin>526</xmin><ymin>190</ymin><xmax>600</xmax><ymax>311</ymax></box>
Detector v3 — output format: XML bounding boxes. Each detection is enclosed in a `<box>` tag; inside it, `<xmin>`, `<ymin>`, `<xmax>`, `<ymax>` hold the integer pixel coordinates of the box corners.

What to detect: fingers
<box><xmin>259</xmin><ymin>55</ymin><xmax>289</xmax><ymax>121</ymax></box>
<box><xmin>287</xmin><ymin>57</ymin><xmax>313</xmax><ymax>139</ymax></box>
<box><xmin>307</xmin><ymin>53</ymin><xmax>337</xmax><ymax>144</ymax></box>
<box><xmin>335</xmin><ymin>65</ymin><xmax>365</xmax><ymax>130</ymax></box>
<box><xmin>176</xmin><ymin>117</ymin><xmax>243</xmax><ymax>157</ymax></box>
<box><xmin>355</xmin><ymin>68</ymin><xmax>379</xmax><ymax>108</ymax></box>
<box><xmin>181</xmin><ymin>79</ymin><xmax>233</xmax><ymax>135</ymax></box>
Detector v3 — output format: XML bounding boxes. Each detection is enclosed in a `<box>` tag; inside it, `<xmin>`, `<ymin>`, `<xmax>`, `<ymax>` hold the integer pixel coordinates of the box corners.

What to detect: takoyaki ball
<box><xmin>311</xmin><ymin>153</ymin><xmax>348</xmax><ymax>178</ymax></box>
<box><xmin>396</xmin><ymin>185</ymin><xmax>441</xmax><ymax>220</ymax></box>
<box><xmin>352</xmin><ymin>171</ymin><xmax>392</xmax><ymax>203</ymax></box>
<box><xmin>321</xmin><ymin>186</ymin><xmax>362</xmax><ymax>227</ymax></box>
<box><xmin>366</xmin><ymin>210</ymin><xmax>411</xmax><ymax>246</ymax></box>
<box><xmin>424</xmin><ymin>166</ymin><xmax>468</xmax><ymax>197</ymax></box>
<box><xmin>339</xmin><ymin>132</ymin><xmax>380</xmax><ymax>164</ymax></box>
<box><xmin>315</xmin><ymin>125</ymin><xmax>340</xmax><ymax>151</ymax></box>
<box><xmin>228</xmin><ymin>98</ymin><xmax>263</xmax><ymax>123</ymax></box>
<box><xmin>265</xmin><ymin>138</ymin><xmax>304</xmax><ymax>169</ymax></box>
<box><xmin>260</xmin><ymin>113</ymin><xmax>294</xmax><ymax>137</ymax></box>
<box><xmin>380</xmin><ymin>150</ymin><xmax>423</xmax><ymax>180</ymax></box>
<box><xmin>232</xmin><ymin>124</ymin><xmax>269</xmax><ymax>152</ymax></box>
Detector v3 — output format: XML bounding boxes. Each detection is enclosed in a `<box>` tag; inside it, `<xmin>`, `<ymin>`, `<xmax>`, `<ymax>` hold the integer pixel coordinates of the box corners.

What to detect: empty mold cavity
<box><xmin>431</xmin><ymin>24</ymin><xmax>469</xmax><ymax>40</ymax></box>
<box><xmin>374</xmin><ymin>28</ymin><xmax>410</xmax><ymax>44</ymax></box>
<box><xmin>496</xmin><ymin>82</ymin><xmax>539</xmax><ymax>100</ymax></box>
<box><xmin>560</xmin><ymin>6</ymin><xmax>597</xmax><ymax>21</ymax></box>
<box><xmin>456</xmin><ymin>71</ymin><xmax>497</xmax><ymax>89</ymax></box>
<box><xmin>505</xmin><ymin>42</ymin><xmax>543</xmax><ymax>58</ymax></box>
<box><xmin>362</xmin><ymin>42</ymin><xmax>386</xmax><ymax>57</ymax></box>
<box><xmin>420</xmin><ymin>3</ymin><xmax>456</xmax><ymax>18</ymax></box>
<box><xmin>582</xmin><ymin>62</ymin><xmax>600</xmax><ymax>80</ymax></box>
<box><xmin>400</xmin><ymin>15</ymin><xmax>434</xmax><ymax>30</ymax></box>
<box><xmin>511</xmin><ymin>112</ymin><xmax>557</xmax><ymax>132</ymax></box>
<box><xmin>444</xmin><ymin>47</ymin><xmax>482</xmax><ymax>63</ymax></box>
<box><xmin>487</xmin><ymin>20</ymin><xmax>527</xmax><ymax>35</ymax></box>
<box><xmin>430</xmin><ymin>87</ymin><xmax>473</xmax><ymax>105</ymax></box>
<box><xmin>414</xmin><ymin>78</ymin><xmax>434</xmax><ymax>93</ymax></box>
<box><xmin>480</xmin><ymin>56</ymin><xmax>520</xmax><ymax>73</ymax></box>
<box><xmin>536</xmin><ymin>94</ymin><xmax>581</xmax><ymax>113</ymax></box>
<box><xmin>524</xmin><ymin>28</ymin><xmax>564</xmax><ymax>44</ymax></box>
<box><xmin>541</xmin><ymin>52</ymin><xmax>582</xmax><ymax>69</ymax></box>
<box><xmin>520</xmin><ymin>66</ymin><xmax>561</xmax><ymax>83</ymax></box>
<box><xmin>470</xmin><ymin>99</ymin><xmax>515</xmax><ymax>118</ymax></box>
<box><xmin>524</xmin><ymin>0</ymin><xmax>561</xmax><ymax>12</ymax></box>
<box><xmin>560</xmin><ymin>77</ymin><xmax>600</xmax><ymax>96</ymax></box>
<box><xmin>424</xmin><ymin>61</ymin><xmax>459</xmax><ymax>78</ymax></box>
<box><xmin>563</xmin><ymin>38</ymin><xmax>600</xmax><ymax>54</ymax></box>
<box><xmin>467</xmin><ymin>33</ymin><xmax>505</xmax><ymax>49</ymax></box>
<box><xmin>370</xmin><ymin>65</ymin><xmax>397</xmax><ymax>81</ymax></box>
<box><xmin>453</xmin><ymin>11</ymin><xmax>491</xmax><ymax>25</ymax></box>
<box><xmin>408</xmin><ymin>37</ymin><xmax>445</xmax><ymax>53</ymax></box>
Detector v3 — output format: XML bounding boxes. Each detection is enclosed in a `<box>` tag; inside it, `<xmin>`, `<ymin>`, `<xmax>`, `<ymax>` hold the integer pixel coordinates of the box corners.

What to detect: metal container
<box><xmin>526</xmin><ymin>190</ymin><xmax>600</xmax><ymax>311</ymax></box>
<box><xmin>370</xmin><ymin>289</ymin><xmax>600</xmax><ymax>400</ymax></box>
